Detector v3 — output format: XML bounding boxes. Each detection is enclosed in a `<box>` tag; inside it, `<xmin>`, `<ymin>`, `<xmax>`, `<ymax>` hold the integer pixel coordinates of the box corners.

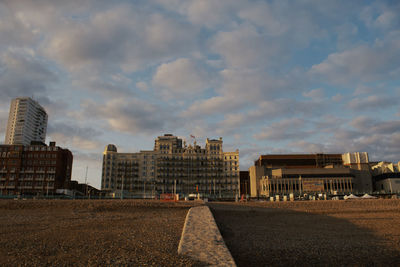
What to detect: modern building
<box><xmin>371</xmin><ymin>161</ymin><xmax>400</xmax><ymax>194</ymax></box>
<box><xmin>0</xmin><ymin>142</ymin><xmax>73</xmax><ymax>195</ymax></box>
<box><xmin>259</xmin><ymin>167</ymin><xmax>354</xmax><ymax>197</ymax></box>
<box><xmin>5</xmin><ymin>97</ymin><xmax>48</xmax><ymax>145</ymax></box>
<box><xmin>250</xmin><ymin>152</ymin><xmax>372</xmax><ymax>198</ymax></box>
<box><xmin>101</xmin><ymin>134</ymin><xmax>240</xmax><ymax>199</ymax></box>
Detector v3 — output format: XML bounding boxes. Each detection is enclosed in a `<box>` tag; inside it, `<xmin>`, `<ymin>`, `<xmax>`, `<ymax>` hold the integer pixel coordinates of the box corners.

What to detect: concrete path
<box><xmin>178</xmin><ymin>205</ymin><xmax>236</xmax><ymax>267</ymax></box>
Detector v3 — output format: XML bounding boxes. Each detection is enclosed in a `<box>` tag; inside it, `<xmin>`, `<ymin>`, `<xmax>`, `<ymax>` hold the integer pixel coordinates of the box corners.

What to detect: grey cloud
<box><xmin>289</xmin><ymin>140</ymin><xmax>327</xmax><ymax>154</ymax></box>
<box><xmin>81</xmin><ymin>98</ymin><xmax>172</xmax><ymax>135</ymax></box>
<box><xmin>210</xmin><ymin>23</ymin><xmax>287</xmax><ymax>69</ymax></box>
<box><xmin>302</xmin><ymin>89</ymin><xmax>325</xmax><ymax>100</ymax></box>
<box><xmin>152</xmin><ymin>58</ymin><xmax>212</xmax><ymax>99</ymax></box>
<box><xmin>45</xmin><ymin>6</ymin><xmax>199</xmax><ymax>73</ymax></box>
<box><xmin>0</xmin><ymin>50</ymin><xmax>57</xmax><ymax>103</ymax></box>
<box><xmin>254</xmin><ymin>118</ymin><xmax>311</xmax><ymax>141</ymax></box>
<box><xmin>0</xmin><ymin>3</ymin><xmax>38</xmax><ymax>49</ymax></box>
<box><xmin>215</xmin><ymin>97</ymin><xmax>330</xmax><ymax>136</ymax></box>
<box><xmin>71</xmin><ymin>151</ymin><xmax>102</xmax><ymax>162</ymax></box>
<box><xmin>47</xmin><ymin>122</ymin><xmax>102</xmax><ymax>141</ymax></box>
<box><xmin>72</xmin><ymin>72</ymin><xmax>135</xmax><ymax>98</ymax></box>
<box><xmin>155</xmin><ymin>0</ymin><xmax>245</xmax><ymax>29</ymax></box>
<box><xmin>46</xmin><ymin>121</ymin><xmax>103</xmax><ymax>150</ymax></box>
<box><xmin>350</xmin><ymin>116</ymin><xmax>400</xmax><ymax>135</ymax></box>
<box><xmin>348</xmin><ymin>95</ymin><xmax>398</xmax><ymax>111</ymax></box>
<box><xmin>0</xmin><ymin>109</ymin><xmax>8</xmax><ymax>135</ymax></box>
<box><xmin>318</xmin><ymin>116</ymin><xmax>400</xmax><ymax>162</ymax></box>
<box><xmin>182</xmin><ymin>68</ymin><xmax>309</xmax><ymax>119</ymax></box>
<box><xmin>309</xmin><ymin>34</ymin><xmax>400</xmax><ymax>84</ymax></box>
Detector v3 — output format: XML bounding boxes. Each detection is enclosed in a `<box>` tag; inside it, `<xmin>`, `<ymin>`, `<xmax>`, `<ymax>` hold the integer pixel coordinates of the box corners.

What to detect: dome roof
<box><xmin>104</xmin><ymin>144</ymin><xmax>117</xmax><ymax>153</ymax></box>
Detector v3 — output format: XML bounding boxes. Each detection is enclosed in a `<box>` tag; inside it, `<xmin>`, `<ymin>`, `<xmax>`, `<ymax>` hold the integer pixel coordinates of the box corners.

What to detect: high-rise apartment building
<box><xmin>5</xmin><ymin>97</ymin><xmax>48</xmax><ymax>145</ymax></box>
<box><xmin>101</xmin><ymin>134</ymin><xmax>240</xmax><ymax>199</ymax></box>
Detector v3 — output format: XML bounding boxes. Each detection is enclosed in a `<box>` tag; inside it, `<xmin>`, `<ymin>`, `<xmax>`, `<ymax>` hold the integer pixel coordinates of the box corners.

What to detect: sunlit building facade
<box><xmin>250</xmin><ymin>152</ymin><xmax>372</xmax><ymax>197</ymax></box>
<box><xmin>101</xmin><ymin>134</ymin><xmax>240</xmax><ymax>198</ymax></box>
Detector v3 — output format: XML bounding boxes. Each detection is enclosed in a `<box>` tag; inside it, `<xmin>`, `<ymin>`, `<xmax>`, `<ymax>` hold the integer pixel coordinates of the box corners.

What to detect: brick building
<box><xmin>0</xmin><ymin>142</ymin><xmax>73</xmax><ymax>195</ymax></box>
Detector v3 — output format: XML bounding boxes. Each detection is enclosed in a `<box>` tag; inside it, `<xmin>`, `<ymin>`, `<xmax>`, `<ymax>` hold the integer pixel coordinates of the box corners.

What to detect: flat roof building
<box><xmin>0</xmin><ymin>142</ymin><xmax>73</xmax><ymax>195</ymax></box>
<box><xmin>250</xmin><ymin>152</ymin><xmax>372</xmax><ymax>198</ymax></box>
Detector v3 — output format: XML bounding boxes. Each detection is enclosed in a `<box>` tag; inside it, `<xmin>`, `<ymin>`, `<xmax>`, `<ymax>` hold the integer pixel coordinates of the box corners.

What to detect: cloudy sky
<box><xmin>1</xmin><ymin>0</ymin><xmax>399</xmax><ymax>188</ymax></box>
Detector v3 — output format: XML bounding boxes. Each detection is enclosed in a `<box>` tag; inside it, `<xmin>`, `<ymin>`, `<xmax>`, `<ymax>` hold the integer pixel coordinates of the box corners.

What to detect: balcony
<box><xmin>20</xmin><ymin>186</ymin><xmax>33</xmax><ymax>189</ymax></box>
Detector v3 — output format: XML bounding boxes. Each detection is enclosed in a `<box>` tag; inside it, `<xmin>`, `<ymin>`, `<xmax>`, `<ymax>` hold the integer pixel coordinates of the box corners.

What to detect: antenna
<box><xmin>85</xmin><ymin>166</ymin><xmax>88</xmax><ymax>196</ymax></box>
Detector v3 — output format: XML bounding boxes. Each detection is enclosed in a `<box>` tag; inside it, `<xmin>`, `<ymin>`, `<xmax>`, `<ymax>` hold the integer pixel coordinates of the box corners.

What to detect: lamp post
<box><xmin>121</xmin><ymin>175</ymin><xmax>124</xmax><ymax>200</ymax></box>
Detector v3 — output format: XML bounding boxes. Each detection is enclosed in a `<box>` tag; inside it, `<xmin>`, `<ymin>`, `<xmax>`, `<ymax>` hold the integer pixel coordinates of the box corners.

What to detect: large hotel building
<box><xmin>5</xmin><ymin>97</ymin><xmax>48</xmax><ymax>145</ymax></box>
<box><xmin>101</xmin><ymin>134</ymin><xmax>240</xmax><ymax>198</ymax></box>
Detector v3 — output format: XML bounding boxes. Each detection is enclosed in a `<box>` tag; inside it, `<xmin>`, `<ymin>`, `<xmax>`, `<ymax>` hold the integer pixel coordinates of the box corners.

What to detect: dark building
<box><xmin>0</xmin><ymin>142</ymin><xmax>73</xmax><ymax>195</ymax></box>
<box><xmin>240</xmin><ymin>171</ymin><xmax>250</xmax><ymax>196</ymax></box>
<box><xmin>67</xmin><ymin>180</ymin><xmax>101</xmax><ymax>197</ymax></box>
<box><xmin>255</xmin><ymin>154</ymin><xmax>343</xmax><ymax>169</ymax></box>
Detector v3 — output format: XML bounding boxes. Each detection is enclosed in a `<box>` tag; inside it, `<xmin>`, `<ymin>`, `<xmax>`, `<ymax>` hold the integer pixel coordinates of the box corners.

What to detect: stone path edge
<box><xmin>178</xmin><ymin>205</ymin><xmax>236</xmax><ymax>267</ymax></box>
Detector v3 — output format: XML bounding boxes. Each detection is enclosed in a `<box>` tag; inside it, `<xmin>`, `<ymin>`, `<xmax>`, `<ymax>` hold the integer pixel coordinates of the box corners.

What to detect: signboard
<box><xmin>160</xmin><ymin>193</ymin><xmax>176</xmax><ymax>201</ymax></box>
<box><xmin>302</xmin><ymin>179</ymin><xmax>324</xmax><ymax>192</ymax></box>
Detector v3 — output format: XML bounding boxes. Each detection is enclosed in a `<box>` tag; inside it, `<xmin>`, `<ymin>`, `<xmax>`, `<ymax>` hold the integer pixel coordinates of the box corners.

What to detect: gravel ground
<box><xmin>0</xmin><ymin>199</ymin><xmax>204</xmax><ymax>266</ymax></box>
<box><xmin>209</xmin><ymin>199</ymin><xmax>400</xmax><ymax>266</ymax></box>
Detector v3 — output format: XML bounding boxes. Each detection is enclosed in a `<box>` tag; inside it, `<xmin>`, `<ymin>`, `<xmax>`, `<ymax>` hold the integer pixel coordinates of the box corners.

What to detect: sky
<box><xmin>0</xmin><ymin>0</ymin><xmax>399</xmax><ymax>189</ymax></box>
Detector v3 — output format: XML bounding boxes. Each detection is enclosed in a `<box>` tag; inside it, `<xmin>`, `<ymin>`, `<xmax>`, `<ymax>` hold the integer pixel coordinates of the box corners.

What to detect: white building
<box><xmin>4</xmin><ymin>97</ymin><xmax>48</xmax><ymax>145</ymax></box>
<box><xmin>371</xmin><ymin>161</ymin><xmax>400</xmax><ymax>194</ymax></box>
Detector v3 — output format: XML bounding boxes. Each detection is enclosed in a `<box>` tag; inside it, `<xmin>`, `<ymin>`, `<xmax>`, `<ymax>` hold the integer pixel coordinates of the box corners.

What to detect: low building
<box><xmin>101</xmin><ymin>134</ymin><xmax>240</xmax><ymax>199</ymax></box>
<box><xmin>0</xmin><ymin>141</ymin><xmax>73</xmax><ymax>195</ymax></box>
<box><xmin>250</xmin><ymin>152</ymin><xmax>372</xmax><ymax>197</ymax></box>
<box><xmin>371</xmin><ymin>161</ymin><xmax>400</xmax><ymax>194</ymax></box>
<box><xmin>260</xmin><ymin>167</ymin><xmax>354</xmax><ymax>197</ymax></box>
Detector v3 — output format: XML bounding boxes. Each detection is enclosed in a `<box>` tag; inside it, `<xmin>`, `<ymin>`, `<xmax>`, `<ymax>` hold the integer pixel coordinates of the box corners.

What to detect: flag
<box><xmin>190</xmin><ymin>134</ymin><xmax>195</xmax><ymax>139</ymax></box>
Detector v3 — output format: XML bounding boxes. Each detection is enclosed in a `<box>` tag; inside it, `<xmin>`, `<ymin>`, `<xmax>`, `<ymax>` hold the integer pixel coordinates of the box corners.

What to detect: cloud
<box><xmin>210</xmin><ymin>24</ymin><xmax>285</xmax><ymax>69</ymax></box>
<box><xmin>0</xmin><ymin>3</ymin><xmax>38</xmax><ymax>49</ymax></box>
<box><xmin>182</xmin><ymin>67</ymin><xmax>307</xmax><ymax>119</ymax></box>
<box><xmin>47</xmin><ymin>121</ymin><xmax>103</xmax><ymax>150</ymax></box>
<box><xmin>81</xmin><ymin>98</ymin><xmax>174</xmax><ymax>135</ymax></box>
<box><xmin>0</xmin><ymin>108</ymin><xmax>8</xmax><ymax>139</ymax></box>
<box><xmin>254</xmin><ymin>118</ymin><xmax>310</xmax><ymax>141</ymax></box>
<box><xmin>0</xmin><ymin>50</ymin><xmax>57</xmax><ymax>103</ymax></box>
<box><xmin>136</xmin><ymin>82</ymin><xmax>148</xmax><ymax>92</ymax></box>
<box><xmin>155</xmin><ymin>0</ymin><xmax>244</xmax><ymax>29</ymax></box>
<box><xmin>44</xmin><ymin>6</ymin><xmax>198</xmax><ymax>73</ymax></box>
<box><xmin>152</xmin><ymin>58</ymin><xmax>211</xmax><ymax>99</ymax></box>
<box><xmin>289</xmin><ymin>140</ymin><xmax>327</xmax><ymax>154</ymax></box>
<box><xmin>360</xmin><ymin>2</ymin><xmax>400</xmax><ymax>30</ymax></box>
<box><xmin>309</xmin><ymin>33</ymin><xmax>400</xmax><ymax>84</ymax></box>
<box><xmin>303</xmin><ymin>88</ymin><xmax>325</xmax><ymax>100</ymax></box>
<box><xmin>348</xmin><ymin>95</ymin><xmax>398</xmax><ymax>110</ymax></box>
<box><xmin>350</xmin><ymin>116</ymin><xmax>400</xmax><ymax>135</ymax></box>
